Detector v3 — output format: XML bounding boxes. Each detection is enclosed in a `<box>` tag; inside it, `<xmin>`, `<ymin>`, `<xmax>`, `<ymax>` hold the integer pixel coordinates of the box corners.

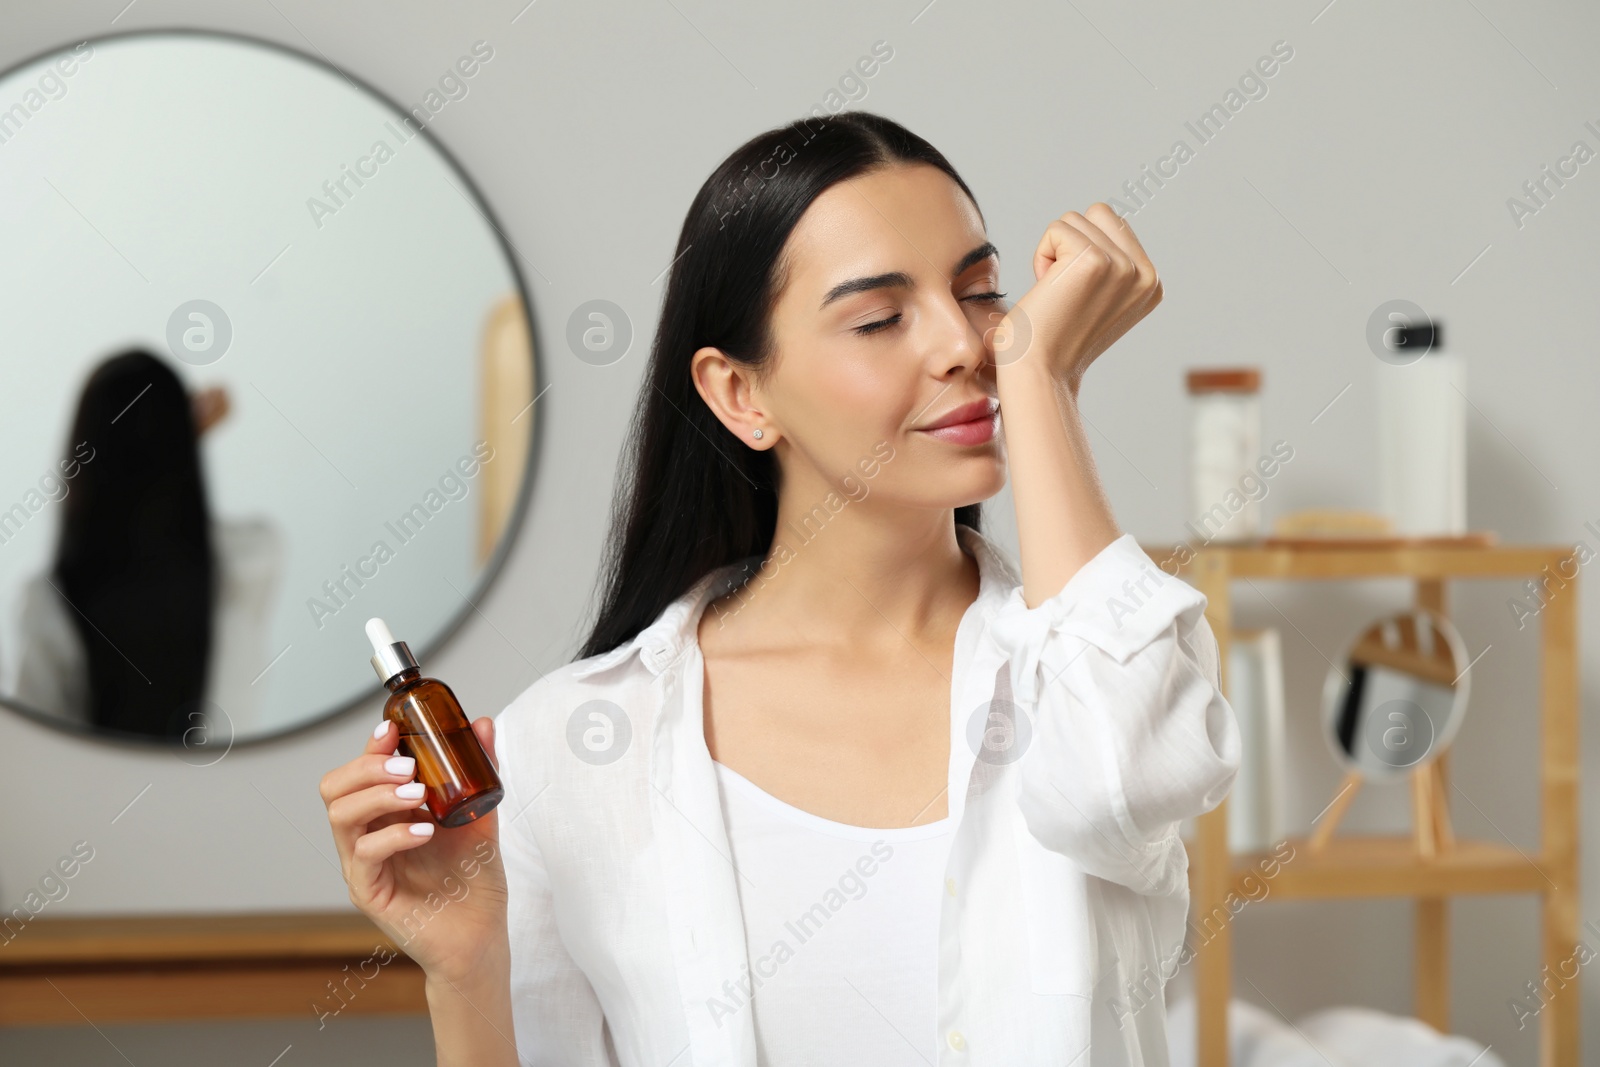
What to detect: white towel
<box><xmin>1164</xmin><ymin>994</ymin><xmax>1503</xmax><ymax>1067</ymax></box>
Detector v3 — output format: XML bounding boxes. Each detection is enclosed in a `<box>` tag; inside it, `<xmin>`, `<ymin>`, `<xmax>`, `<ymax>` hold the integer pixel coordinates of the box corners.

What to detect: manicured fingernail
<box><xmin>396</xmin><ymin>782</ymin><xmax>426</xmax><ymax>799</ymax></box>
<box><xmin>373</xmin><ymin>720</ymin><xmax>390</xmax><ymax>739</ymax></box>
<box><xmin>384</xmin><ymin>755</ymin><xmax>415</xmax><ymax>776</ymax></box>
<box><xmin>408</xmin><ymin>822</ymin><xmax>435</xmax><ymax>837</ymax></box>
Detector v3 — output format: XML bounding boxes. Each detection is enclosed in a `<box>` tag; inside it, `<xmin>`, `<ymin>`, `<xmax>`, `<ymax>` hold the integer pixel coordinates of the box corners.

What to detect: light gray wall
<box><xmin>3</xmin><ymin>1</ymin><xmax>1597</xmax><ymax>1064</ymax></box>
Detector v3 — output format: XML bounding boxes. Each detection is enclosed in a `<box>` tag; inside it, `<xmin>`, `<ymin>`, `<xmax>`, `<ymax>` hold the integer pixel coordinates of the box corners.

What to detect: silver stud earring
<box><xmin>752</xmin><ymin>428</ymin><xmax>764</xmax><ymax>440</ymax></box>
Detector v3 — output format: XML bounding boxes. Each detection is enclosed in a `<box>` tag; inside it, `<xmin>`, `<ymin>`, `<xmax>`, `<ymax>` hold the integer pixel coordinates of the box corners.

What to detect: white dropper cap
<box><xmin>367</xmin><ymin>617</ymin><xmax>419</xmax><ymax>682</ymax></box>
<box><xmin>366</xmin><ymin>618</ymin><xmax>396</xmax><ymax>651</ymax></box>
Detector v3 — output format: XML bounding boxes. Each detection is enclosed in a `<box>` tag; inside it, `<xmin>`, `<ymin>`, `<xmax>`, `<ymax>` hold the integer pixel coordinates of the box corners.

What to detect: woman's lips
<box><xmin>917</xmin><ymin>411</ymin><xmax>999</xmax><ymax>445</ymax></box>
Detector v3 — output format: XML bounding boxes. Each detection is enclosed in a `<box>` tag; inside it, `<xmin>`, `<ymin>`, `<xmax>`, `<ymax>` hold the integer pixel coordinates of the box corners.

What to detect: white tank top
<box><xmin>711</xmin><ymin>760</ymin><xmax>955</xmax><ymax>1065</ymax></box>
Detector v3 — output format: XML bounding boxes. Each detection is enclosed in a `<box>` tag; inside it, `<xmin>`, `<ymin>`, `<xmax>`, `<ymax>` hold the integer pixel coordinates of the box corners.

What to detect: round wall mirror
<box><xmin>1319</xmin><ymin>608</ymin><xmax>1471</xmax><ymax>779</ymax></box>
<box><xmin>0</xmin><ymin>31</ymin><xmax>538</xmax><ymax>748</ymax></box>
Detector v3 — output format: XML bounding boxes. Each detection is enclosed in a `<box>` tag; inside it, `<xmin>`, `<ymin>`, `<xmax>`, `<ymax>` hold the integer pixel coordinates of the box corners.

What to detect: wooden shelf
<box><xmin>1213</xmin><ymin>835</ymin><xmax>1548</xmax><ymax>901</ymax></box>
<box><xmin>1142</xmin><ymin>537</ymin><xmax>1559</xmax><ymax>581</ymax></box>
<box><xmin>0</xmin><ymin>912</ymin><xmax>427</xmax><ymax>1027</ymax></box>
<box><xmin>0</xmin><ymin>911</ymin><xmax>401</xmax><ymax>966</ymax></box>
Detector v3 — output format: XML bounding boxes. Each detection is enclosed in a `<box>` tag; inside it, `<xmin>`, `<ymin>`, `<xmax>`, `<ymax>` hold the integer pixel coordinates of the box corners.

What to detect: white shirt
<box><xmin>711</xmin><ymin>758</ymin><xmax>954</xmax><ymax>1065</ymax></box>
<box><xmin>493</xmin><ymin>523</ymin><xmax>1240</xmax><ymax>1066</ymax></box>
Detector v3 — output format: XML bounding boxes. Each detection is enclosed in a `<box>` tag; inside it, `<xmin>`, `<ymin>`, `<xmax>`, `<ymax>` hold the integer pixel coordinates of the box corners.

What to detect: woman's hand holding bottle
<box><xmin>320</xmin><ymin>716</ymin><xmax>509</xmax><ymax>988</ymax></box>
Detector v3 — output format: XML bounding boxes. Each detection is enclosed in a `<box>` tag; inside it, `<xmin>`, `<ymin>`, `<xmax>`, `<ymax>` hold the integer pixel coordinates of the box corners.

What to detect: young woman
<box><xmin>321</xmin><ymin>111</ymin><xmax>1238</xmax><ymax>1066</ymax></box>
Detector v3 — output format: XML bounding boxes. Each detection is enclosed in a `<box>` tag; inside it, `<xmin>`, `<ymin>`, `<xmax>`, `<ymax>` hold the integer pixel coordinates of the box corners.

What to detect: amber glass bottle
<box><xmin>367</xmin><ymin>618</ymin><xmax>503</xmax><ymax>828</ymax></box>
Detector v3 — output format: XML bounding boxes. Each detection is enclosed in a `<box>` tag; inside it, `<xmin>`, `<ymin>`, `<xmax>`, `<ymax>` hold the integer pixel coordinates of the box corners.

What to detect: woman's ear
<box><xmin>689</xmin><ymin>346</ymin><xmax>776</xmax><ymax>448</ymax></box>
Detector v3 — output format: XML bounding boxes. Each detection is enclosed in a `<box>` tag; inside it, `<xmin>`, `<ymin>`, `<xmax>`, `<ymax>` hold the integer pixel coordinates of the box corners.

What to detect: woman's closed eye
<box><xmin>852</xmin><ymin>290</ymin><xmax>1008</xmax><ymax>336</ymax></box>
<box><xmin>854</xmin><ymin>314</ymin><xmax>900</xmax><ymax>336</ymax></box>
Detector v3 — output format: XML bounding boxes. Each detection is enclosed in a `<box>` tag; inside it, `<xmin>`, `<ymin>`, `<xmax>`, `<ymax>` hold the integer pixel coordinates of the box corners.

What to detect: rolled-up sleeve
<box><xmin>989</xmin><ymin>533</ymin><xmax>1240</xmax><ymax>897</ymax></box>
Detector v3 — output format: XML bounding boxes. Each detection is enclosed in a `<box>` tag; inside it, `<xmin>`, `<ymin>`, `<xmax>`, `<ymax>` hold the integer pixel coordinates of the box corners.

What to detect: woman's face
<box><xmin>704</xmin><ymin>162</ymin><xmax>1008</xmax><ymax>515</ymax></box>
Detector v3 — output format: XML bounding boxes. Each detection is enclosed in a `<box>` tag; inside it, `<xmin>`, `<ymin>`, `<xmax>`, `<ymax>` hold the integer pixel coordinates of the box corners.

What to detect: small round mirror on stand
<box><xmin>1311</xmin><ymin>608</ymin><xmax>1473</xmax><ymax>857</ymax></box>
<box><xmin>1322</xmin><ymin>608</ymin><xmax>1471</xmax><ymax>778</ymax></box>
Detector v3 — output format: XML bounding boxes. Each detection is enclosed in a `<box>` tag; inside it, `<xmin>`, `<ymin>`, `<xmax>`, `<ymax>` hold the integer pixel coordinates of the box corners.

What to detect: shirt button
<box><xmin>946</xmin><ymin>1030</ymin><xmax>966</xmax><ymax>1052</ymax></box>
<box><xmin>945</xmin><ymin>877</ymin><xmax>957</xmax><ymax>898</ymax></box>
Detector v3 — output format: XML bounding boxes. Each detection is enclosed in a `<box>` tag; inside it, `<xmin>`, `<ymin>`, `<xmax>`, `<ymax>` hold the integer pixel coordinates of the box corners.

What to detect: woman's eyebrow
<box><xmin>818</xmin><ymin>241</ymin><xmax>999</xmax><ymax>310</ymax></box>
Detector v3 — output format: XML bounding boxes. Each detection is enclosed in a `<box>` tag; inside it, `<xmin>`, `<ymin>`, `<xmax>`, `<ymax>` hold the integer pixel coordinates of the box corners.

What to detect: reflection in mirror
<box><xmin>1320</xmin><ymin>609</ymin><xmax>1471</xmax><ymax>779</ymax></box>
<box><xmin>0</xmin><ymin>32</ymin><xmax>536</xmax><ymax>745</ymax></box>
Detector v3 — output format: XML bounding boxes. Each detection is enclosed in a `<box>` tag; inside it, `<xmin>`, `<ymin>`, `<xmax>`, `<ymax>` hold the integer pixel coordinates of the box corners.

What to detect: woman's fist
<box><xmin>991</xmin><ymin>202</ymin><xmax>1162</xmax><ymax>393</ymax></box>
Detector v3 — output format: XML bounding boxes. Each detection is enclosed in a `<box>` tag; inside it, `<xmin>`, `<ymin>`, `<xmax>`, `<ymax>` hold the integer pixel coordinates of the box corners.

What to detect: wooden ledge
<box><xmin>0</xmin><ymin>912</ymin><xmax>428</xmax><ymax>1026</ymax></box>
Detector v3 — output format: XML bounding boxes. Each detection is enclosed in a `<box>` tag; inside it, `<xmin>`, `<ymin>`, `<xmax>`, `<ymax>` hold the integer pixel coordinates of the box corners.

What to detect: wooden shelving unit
<box><xmin>1141</xmin><ymin>536</ymin><xmax>1581</xmax><ymax>1067</ymax></box>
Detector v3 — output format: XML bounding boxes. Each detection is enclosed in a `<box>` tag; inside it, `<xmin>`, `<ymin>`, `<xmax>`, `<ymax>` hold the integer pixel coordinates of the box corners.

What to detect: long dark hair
<box><xmin>578</xmin><ymin>111</ymin><xmax>985</xmax><ymax>661</ymax></box>
<box><xmin>54</xmin><ymin>349</ymin><xmax>215</xmax><ymax>737</ymax></box>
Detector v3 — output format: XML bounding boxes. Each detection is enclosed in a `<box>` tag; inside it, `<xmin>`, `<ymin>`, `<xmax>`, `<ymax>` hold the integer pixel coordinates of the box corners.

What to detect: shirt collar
<box><xmin>569</xmin><ymin>523</ymin><xmax>1021</xmax><ymax>681</ymax></box>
